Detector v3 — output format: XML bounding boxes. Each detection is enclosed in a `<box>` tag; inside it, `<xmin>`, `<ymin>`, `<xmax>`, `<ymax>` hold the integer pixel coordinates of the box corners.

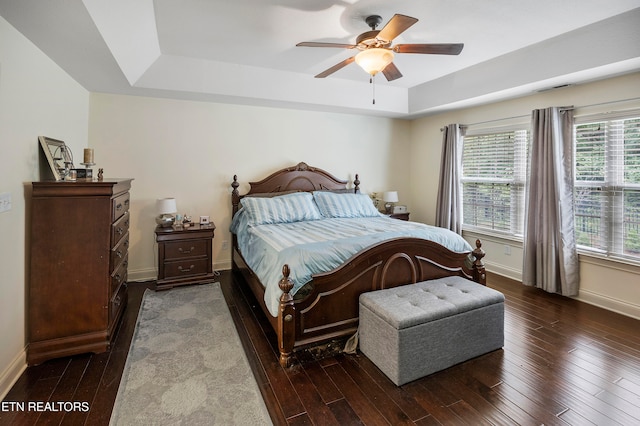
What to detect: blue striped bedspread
<box><xmin>232</xmin><ymin>215</ymin><xmax>472</xmax><ymax>317</ymax></box>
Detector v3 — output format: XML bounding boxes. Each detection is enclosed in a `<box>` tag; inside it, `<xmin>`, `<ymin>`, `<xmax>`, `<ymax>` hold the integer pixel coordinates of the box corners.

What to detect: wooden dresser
<box><xmin>27</xmin><ymin>178</ymin><xmax>133</xmax><ymax>365</ymax></box>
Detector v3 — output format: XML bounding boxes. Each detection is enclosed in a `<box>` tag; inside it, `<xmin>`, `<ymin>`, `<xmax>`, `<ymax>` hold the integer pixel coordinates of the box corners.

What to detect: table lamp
<box><xmin>383</xmin><ymin>191</ymin><xmax>399</xmax><ymax>214</ymax></box>
<box><xmin>156</xmin><ymin>198</ymin><xmax>177</xmax><ymax>227</ymax></box>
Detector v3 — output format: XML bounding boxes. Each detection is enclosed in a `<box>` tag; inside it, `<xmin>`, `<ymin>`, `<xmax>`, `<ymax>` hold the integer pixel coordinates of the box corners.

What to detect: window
<box><xmin>574</xmin><ymin>114</ymin><xmax>640</xmax><ymax>261</ymax></box>
<box><xmin>461</xmin><ymin>129</ymin><xmax>529</xmax><ymax>237</ymax></box>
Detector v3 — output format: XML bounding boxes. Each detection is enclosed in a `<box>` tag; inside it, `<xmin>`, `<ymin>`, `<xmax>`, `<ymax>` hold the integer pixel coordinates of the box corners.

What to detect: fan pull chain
<box><xmin>370</xmin><ymin>74</ymin><xmax>376</xmax><ymax>105</ymax></box>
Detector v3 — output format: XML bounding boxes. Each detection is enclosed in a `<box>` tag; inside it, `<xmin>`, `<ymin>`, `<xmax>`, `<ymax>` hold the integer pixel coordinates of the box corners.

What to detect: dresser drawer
<box><xmin>111</xmin><ymin>255</ymin><xmax>128</xmax><ymax>295</ymax></box>
<box><xmin>109</xmin><ymin>282</ymin><xmax>127</xmax><ymax>326</ymax></box>
<box><xmin>111</xmin><ymin>211</ymin><xmax>130</xmax><ymax>246</ymax></box>
<box><xmin>112</xmin><ymin>192</ymin><xmax>130</xmax><ymax>221</ymax></box>
<box><xmin>164</xmin><ymin>239</ymin><xmax>209</xmax><ymax>260</ymax></box>
<box><xmin>111</xmin><ymin>233</ymin><xmax>129</xmax><ymax>269</ymax></box>
<box><xmin>163</xmin><ymin>258</ymin><xmax>210</xmax><ymax>279</ymax></box>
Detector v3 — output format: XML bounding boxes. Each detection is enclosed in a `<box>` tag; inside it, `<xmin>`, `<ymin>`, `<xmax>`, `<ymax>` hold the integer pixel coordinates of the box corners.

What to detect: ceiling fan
<box><xmin>297</xmin><ymin>14</ymin><xmax>463</xmax><ymax>81</ymax></box>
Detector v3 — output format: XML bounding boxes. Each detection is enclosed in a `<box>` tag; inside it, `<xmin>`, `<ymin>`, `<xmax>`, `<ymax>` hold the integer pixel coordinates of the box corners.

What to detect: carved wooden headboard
<box><xmin>231</xmin><ymin>162</ymin><xmax>360</xmax><ymax>215</ymax></box>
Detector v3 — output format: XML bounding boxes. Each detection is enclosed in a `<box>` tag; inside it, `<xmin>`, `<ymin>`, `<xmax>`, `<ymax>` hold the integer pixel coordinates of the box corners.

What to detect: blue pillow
<box><xmin>313</xmin><ymin>191</ymin><xmax>381</xmax><ymax>218</ymax></box>
<box><xmin>240</xmin><ymin>192</ymin><xmax>322</xmax><ymax>226</ymax></box>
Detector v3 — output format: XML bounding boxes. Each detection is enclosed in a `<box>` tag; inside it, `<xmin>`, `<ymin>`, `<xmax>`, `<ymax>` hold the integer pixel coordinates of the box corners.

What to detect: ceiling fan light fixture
<box><xmin>355</xmin><ymin>48</ymin><xmax>394</xmax><ymax>76</ymax></box>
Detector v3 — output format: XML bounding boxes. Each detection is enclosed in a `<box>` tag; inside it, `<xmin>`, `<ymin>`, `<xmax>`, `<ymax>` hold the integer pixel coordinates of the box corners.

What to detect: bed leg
<box><xmin>472</xmin><ymin>239</ymin><xmax>487</xmax><ymax>285</ymax></box>
<box><xmin>277</xmin><ymin>265</ymin><xmax>296</xmax><ymax>368</ymax></box>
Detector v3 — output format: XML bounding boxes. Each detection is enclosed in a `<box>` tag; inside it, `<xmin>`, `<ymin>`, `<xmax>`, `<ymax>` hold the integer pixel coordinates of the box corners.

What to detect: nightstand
<box><xmin>155</xmin><ymin>223</ymin><xmax>216</xmax><ymax>290</ymax></box>
<box><xmin>388</xmin><ymin>212</ymin><xmax>410</xmax><ymax>221</ymax></box>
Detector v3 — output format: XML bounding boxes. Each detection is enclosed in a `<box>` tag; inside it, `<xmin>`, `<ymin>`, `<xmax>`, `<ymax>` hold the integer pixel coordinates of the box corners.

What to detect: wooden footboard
<box><xmin>275</xmin><ymin>238</ymin><xmax>486</xmax><ymax>367</ymax></box>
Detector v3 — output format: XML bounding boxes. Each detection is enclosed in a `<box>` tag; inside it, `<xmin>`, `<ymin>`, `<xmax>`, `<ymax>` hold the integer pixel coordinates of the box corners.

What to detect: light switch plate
<box><xmin>0</xmin><ymin>192</ymin><xmax>11</xmax><ymax>213</ymax></box>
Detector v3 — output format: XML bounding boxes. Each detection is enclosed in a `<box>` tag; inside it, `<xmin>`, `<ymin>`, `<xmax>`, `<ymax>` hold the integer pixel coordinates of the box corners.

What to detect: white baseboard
<box><xmin>485</xmin><ymin>261</ymin><xmax>522</xmax><ymax>282</ymax></box>
<box><xmin>487</xmin><ymin>262</ymin><xmax>640</xmax><ymax>320</ymax></box>
<box><xmin>214</xmin><ymin>260</ymin><xmax>232</xmax><ymax>272</ymax></box>
<box><xmin>0</xmin><ymin>349</ymin><xmax>26</xmax><ymax>400</ymax></box>
<box><xmin>576</xmin><ymin>289</ymin><xmax>640</xmax><ymax>320</ymax></box>
<box><xmin>127</xmin><ymin>267</ymin><xmax>156</xmax><ymax>283</ymax></box>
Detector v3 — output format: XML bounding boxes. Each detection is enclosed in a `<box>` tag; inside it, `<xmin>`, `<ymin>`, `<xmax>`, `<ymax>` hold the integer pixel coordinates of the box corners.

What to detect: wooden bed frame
<box><xmin>231</xmin><ymin>162</ymin><xmax>486</xmax><ymax>367</ymax></box>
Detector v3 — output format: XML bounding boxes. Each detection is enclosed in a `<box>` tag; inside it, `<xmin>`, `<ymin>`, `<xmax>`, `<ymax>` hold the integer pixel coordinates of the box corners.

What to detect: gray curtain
<box><xmin>523</xmin><ymin>107</ymin><xmax>580</xmax><ymax>296</ymax></box>
<box><xmin>435</xmin><ymin>124</ymin><xmax>465</xmax><ymax>234</ymax></box>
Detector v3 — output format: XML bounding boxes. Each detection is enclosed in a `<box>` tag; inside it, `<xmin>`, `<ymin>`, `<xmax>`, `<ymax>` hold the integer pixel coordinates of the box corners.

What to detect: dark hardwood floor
<box><xmin>2</xmin><ymin>271</ymin><xmax>639</xmax><ymax>425</ymax></box>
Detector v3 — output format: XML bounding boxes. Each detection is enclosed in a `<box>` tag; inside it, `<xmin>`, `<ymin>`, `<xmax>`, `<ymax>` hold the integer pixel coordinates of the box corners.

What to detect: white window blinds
<box><xmin>461</xmin><ymin>129</ymin><xmax>528</xmax><ymax>236</ymax></box>
<box><xmin>574</xmin><ymin>114</ymin><xmax>640</xmax><ymax>260</ymax></box>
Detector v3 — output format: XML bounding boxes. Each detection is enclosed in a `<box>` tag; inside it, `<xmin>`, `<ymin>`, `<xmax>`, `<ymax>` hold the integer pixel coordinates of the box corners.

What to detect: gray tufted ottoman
<box><xmin>359</xmin><ymin>276</ymin><xmax>505</xmax><ymax>386</ymax></box>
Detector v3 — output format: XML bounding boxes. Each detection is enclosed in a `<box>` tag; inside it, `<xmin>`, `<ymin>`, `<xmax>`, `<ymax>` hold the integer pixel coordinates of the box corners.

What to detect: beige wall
<box><xmin>408</xmin><ymin>72</ymin><xmax>640</xmax><ymax>319</ymax></box>
<box><xmin>0</xmin><ymin>16</ymin><xmax>89</xmax><ymax>398</ymax></box>
<box><xmin>88</xmin><ymin>94</ymin><xmax>411</xmax><ymax>281</ymax></box>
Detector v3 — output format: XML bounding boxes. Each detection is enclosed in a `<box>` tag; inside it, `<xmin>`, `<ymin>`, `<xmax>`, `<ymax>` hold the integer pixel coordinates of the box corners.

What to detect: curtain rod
<box><xmin>445</xmin><ymin>96</ymin><xmax>640</xmax><ymax>129</ymax></box>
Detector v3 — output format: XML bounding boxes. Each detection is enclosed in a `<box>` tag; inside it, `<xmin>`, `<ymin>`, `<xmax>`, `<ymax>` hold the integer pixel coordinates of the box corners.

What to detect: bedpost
<box><xmin>472</xmin><ymin>239</ymin><xmax>487</xmax><ymax>285</ymax></box>
<box><xmin>232</xmin><ymin>175</ymin><xmax>240</xmax><ymax>215</ymax></box>
<box><xmin>353</xmin><ymin>174</ymin><xmax>360</xmax><ymax>193</ymax></box>
<box><xmin>277</xmin><ymin>264</ymin><xmax>296</xmax><ymax>368</ymax></box>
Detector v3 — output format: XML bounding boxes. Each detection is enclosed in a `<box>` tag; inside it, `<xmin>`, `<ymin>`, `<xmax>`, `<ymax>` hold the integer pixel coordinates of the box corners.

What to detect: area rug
<box><xmin>109</xmin><ymin>283</ymin><xmax>272</xmax><ymax>425</ymax></box>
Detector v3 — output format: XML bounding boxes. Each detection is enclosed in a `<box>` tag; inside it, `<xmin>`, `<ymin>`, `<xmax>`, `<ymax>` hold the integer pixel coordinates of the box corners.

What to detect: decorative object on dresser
<box><xmin>38</xmin><ymin>136</ymin><xmax>74</xmax><ymax>181</ymax></box>
<box><xmin>78</xmin><ymin>148</ymin><xmax>95</xmax><ymax>178</ymax></box>
<box><xmin>155</xmin><ymin>197</ymin><xmax>177</xmax><ymax>227</ymax></box>
<box><xmin>155</xmin><ymin>223</ymin><xmax>216</xmax><ymax>290</ymax></box>
<box><xmin>27</xmin><ymin>178</ymin><xmax>133</xmax><ymax>365</ymax></box>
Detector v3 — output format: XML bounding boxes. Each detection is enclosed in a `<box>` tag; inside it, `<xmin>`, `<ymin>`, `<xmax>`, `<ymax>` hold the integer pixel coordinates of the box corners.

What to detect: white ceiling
<box><xmin>1</xmin><ymin>0</ymin><xmax>640</xmax><ymax>118</ymax></box>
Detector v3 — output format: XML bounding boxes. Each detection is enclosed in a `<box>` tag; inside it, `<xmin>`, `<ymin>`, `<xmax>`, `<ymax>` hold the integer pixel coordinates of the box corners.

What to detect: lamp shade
<box><xmin>355</xmin><ymin>48</ymin><xmax>394</xmax><ymax>76</ymax></box>
<box><xmin>382</xmin><ymin>191</ymin><xmax>399</xmax><ymax>203</ymax></box>
<box><xmin>157</xmin><ymin>198</ymin><xmax>177</xmax><ymax>215</ymax></box>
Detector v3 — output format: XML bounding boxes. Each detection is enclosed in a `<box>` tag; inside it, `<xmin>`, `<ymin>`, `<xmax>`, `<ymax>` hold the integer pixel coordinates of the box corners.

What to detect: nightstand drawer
<box><xmin>164</xmin><ymin>239</ymin><xmax>209</xmax><ymax>260</ymax></box>
<box><xmin>164</xmin><ymin>258</ymin><xmax>210</xmax><ymax>279</ymax></box>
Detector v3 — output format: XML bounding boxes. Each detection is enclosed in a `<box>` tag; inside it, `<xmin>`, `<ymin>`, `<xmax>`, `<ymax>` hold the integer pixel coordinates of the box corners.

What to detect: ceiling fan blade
<box><xmin>377</xmin><ymin>14</ymin><xmax>418</xmax><ymax>42</ymax></box>
<box><xmin>314</xmin><ymin>56</ymin><xmax>356</xmax><ymax>78</ymax></box>
<box><xmin>297</xmin><ymin>42</ymin><xmax>357</xmax><ymax>49</ymax></box>
<box><xmin>382</xmin><ymin>62</ymin><xmax>402</xmax><ymax>81</ymax></box>
<box><xmin>393</xmin><ymin>43</ymin><xmax>464</xmax><ymax>55</ymax></box>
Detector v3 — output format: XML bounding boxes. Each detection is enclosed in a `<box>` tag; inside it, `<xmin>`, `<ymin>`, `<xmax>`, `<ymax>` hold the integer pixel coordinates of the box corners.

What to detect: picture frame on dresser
<box><xmin>38</xmin><ymin>136</ymin><xmax>72</xmax><ymax>181</ymax></box>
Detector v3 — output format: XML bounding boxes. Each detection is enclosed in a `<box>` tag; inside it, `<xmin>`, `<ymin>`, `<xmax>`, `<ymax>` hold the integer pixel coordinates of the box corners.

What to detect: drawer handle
<box><xmin>178</xmin><ymin>265</ymin><xmax>195</xmax><ymax>273</ymax></box>
<box><xmin>116</xmin><ymin>249</ymin><xmax>123</xmax><ymax>259</ymax></box>
<box><xmin>114</xmin><ymin>295</ymin><xmax>121</xmax><ymax>307</ymax></box>
<box><xmin>115</xmin><ymin>273</ymin><xmax>122</xmax><ymax>282</ymax></box>
<box><xmin>116</xmin><ymin>227</ymin><xmax>124</xmax><ymax>235</ymax></box>
<box><xmin>178</xmin><ymin>246</ymin><xmax>195</xmax><ymax>254</ymax></box>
